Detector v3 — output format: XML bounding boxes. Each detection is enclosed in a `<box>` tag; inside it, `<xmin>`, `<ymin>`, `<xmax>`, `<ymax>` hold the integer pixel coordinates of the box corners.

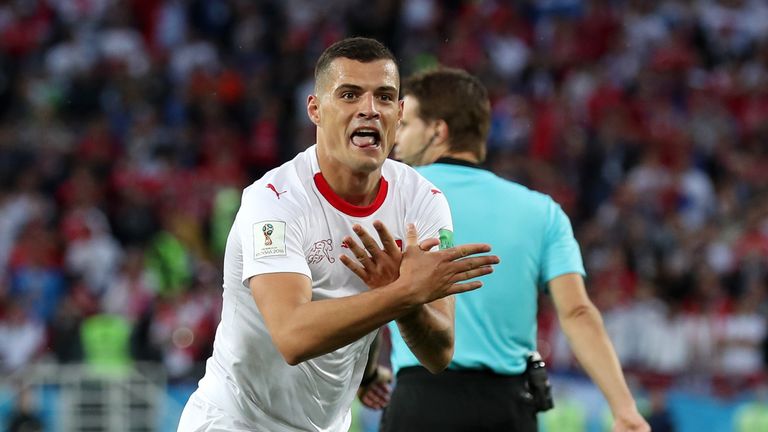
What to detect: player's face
<box><xmin>394</xmin><ymin>95</ymin><xmax>434</xmax><ymax>166</ymax></box>
<box><xmin>309</xmin><ymin>58</ymin><xmax>403</xmax><ymax>174</ymax></box>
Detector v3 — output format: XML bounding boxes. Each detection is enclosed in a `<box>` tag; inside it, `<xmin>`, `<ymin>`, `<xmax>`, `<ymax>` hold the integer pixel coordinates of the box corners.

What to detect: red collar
<box><xmin>313</xmin><ymin>172</ymin><xmax>389</xmax><ymax>217</ymax></box>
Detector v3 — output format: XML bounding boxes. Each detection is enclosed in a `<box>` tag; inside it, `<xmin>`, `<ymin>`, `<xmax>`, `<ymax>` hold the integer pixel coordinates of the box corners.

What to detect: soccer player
<box><xmin>354</xmin><ymin>67</ymin><xmax>650</xmax><ymax>432</ymax></box>
<box><xmin>176</xmin><ymin>38</ymin><xmax>499</xmax><ymax>431</ymax></box>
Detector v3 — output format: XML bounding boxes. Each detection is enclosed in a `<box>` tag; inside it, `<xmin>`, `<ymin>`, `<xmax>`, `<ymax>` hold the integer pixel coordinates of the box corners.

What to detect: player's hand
<box><xmin>340</xmin><ymin>220</ymin><xmax>403</xmax><ymax>289</ymax></box>
<box><xmin>398</xmin><ymin>223</ymin><xmax>499</xmax><ymax>304</ymax></box>
<box><xmin>612</xmin><ymin>410</ymin><xmax>650</xmax><ymax>432</ymax></box>
<box><xmin>356</xmin><ymin>365</ymin><xmax>392</xmax><ymax>410</ymax></box>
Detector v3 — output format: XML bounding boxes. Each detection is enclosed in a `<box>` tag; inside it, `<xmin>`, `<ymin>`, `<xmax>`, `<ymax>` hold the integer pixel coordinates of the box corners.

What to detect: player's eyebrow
<box><xmin>335</xmin><ymin>84</ymin><xmax>398</xmax><ymax>95</ymax></box>
<box><xmin>376</xmin><ymin>85</ymin><xmax>398</xmax><ymax>95</ymax></box>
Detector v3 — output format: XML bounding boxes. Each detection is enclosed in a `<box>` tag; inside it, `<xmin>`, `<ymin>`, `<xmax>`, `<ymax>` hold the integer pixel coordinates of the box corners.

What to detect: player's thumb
<box><xmin>419</xmin><ymin>238</ymin><xmax>439</xmax><ymax>251</ymax></box>
<box><xmin>405</xmin><ymin>223</ymin><xmax>418</xmax><ymax>250</ymax></box>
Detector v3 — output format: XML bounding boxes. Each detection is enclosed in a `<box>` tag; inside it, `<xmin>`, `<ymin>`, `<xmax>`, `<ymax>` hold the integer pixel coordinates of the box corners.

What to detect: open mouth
<box><xmin>350</xmin><ymin>128</ymin><xmax>381</xmax><ymax>149</ymax></box>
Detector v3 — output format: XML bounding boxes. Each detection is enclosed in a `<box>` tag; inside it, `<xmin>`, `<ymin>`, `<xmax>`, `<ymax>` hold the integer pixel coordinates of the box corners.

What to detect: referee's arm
<box><xmin>550</xmin><ymin>273</ymin><xmax>650</xmax><ymax>432</ymax></box>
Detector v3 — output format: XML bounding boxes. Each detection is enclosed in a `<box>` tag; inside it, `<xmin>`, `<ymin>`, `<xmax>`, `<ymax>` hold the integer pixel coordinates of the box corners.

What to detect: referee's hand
<box><xmin>612</xmin><ymin>410</ymin><xmax>650</xmax><ymax>432</ymax></box>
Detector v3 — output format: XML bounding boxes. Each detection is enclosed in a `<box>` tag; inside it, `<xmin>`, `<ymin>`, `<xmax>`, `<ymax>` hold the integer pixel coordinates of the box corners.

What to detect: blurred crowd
<box><xmin>0</xmin><ymin>0</ymin><xmax>767</xmax><ymax>396</ymax></box>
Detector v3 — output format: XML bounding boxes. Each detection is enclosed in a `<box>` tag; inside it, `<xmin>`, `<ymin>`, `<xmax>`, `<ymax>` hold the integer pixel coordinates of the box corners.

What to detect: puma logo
<box><xmin>431</xmin><ymin>189</ymin><xmax>442</xmax><ymax>195</ymax></box>
<box><xmin>267</xmin><ymin>183</ymin><xmax>287</xmax><ymax>199</ymax></box>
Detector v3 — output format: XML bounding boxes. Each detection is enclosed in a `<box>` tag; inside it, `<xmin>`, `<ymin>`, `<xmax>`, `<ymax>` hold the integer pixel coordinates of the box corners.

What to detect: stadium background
<box><xmin>1</xmin><ymin>0</ymin><xmax>768</xmax><ymax>431</ymax></box>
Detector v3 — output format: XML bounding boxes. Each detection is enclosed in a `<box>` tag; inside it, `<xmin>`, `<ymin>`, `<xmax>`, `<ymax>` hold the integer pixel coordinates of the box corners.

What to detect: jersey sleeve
<box><xmin>409</xmin><ymin>181</ymin><xmax>454</xmax><ymax>250</ymax></box>
<box><xmin>236</xmin><ymin>186</ymin><xmax>311</xmax><ymax>285</ymax></box>
<box><xmin>540</xmin><ymin>199</ymin><xmax>586</xmax><ymax>285</ymax></box>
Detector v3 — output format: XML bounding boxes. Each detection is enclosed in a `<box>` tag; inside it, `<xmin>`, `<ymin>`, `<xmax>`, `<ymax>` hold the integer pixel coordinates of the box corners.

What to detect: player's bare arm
<box><xmin>342</xmin><ymin>221</ymin><xmax>456</xmax><ymax>372</ymax></box>
<box><xmin>342</xmin><ymin>222</ymin><xmax>498</xmax><ymax>372</ymax></box>
<box><xmin>252</xmin><ymin>224</ymin><xmax>498</xmax><ymax>366</ymax></box>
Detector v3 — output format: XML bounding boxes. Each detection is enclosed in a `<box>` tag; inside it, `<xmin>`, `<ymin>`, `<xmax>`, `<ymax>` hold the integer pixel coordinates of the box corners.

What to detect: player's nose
<box><xmin>356</xmin><ymin>93</ymin><xmax>380</xmax><ymax>119</ymax></box>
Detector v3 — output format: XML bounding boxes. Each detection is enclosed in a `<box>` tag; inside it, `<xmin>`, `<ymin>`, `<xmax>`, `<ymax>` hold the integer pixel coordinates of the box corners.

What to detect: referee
<box><xmin>358</xmin><ymin>68</ymin><xmax>650</xmax><ymax>432</ymax></box>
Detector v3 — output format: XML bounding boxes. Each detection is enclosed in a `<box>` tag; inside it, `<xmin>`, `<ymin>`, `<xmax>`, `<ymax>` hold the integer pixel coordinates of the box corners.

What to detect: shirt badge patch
<box><xmin>439</xmin><ymin>228</ymin><xmax>454</xmax><ymax>250</ymax></box>
<box><xmin>308</xmin><ymin>239</ymin><xmax>335</xmax><ymax>264</ymax></box>
<box><xmin>254</xmin><ymin>221</ymin><xmax>287</xmax><ymax>258</ymax></box>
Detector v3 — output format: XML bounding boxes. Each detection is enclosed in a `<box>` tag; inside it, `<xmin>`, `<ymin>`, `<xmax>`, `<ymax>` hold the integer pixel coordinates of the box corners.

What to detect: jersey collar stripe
<box><xmin>313</xmin><ymin>172</ymin><xmax>389</xmax><ymax>217</ymax></box>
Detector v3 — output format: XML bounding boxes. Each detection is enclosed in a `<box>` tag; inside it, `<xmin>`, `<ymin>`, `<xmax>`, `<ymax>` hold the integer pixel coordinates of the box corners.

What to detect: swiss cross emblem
<box><xmin>308</xmin><ymin>239</ymin><xmax>335</xmax><ymax>264</ymax></box>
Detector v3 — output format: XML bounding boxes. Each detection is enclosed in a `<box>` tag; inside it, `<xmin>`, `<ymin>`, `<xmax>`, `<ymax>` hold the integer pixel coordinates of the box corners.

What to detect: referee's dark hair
<box><xmin>402</xmin><ymin>68</ymin><xmax>491</xmax><ymax>163</ymax></box>
<box><xmin>314</xmin><ymin>37</ymin><xmax>398</xmax><ymax>92</ymax></box>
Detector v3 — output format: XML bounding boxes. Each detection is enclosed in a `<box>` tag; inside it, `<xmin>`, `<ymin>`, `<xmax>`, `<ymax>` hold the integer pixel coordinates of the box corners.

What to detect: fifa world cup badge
<box><xmin>254</xmin><ymin>221</ymin><xmax>286</xmax><ymax>258</ymax></box>
<box><xmin>263</xmin><ymin>223</ymin><xmax>274</xmax><ymax>245</ymax></box>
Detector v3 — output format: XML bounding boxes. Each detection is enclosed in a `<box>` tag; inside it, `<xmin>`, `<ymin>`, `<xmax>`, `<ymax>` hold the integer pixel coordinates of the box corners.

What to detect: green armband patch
<box><xmin>439</xmin><ymin>229</ymin><xmax>454</xmax><ymax>250</ymax></box>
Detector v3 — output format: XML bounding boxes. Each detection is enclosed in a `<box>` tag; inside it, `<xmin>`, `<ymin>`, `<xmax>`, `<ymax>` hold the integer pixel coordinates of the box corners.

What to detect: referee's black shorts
<box><xmin>379</xmin><ymin>366</ymin><xmax>538</xmax><ymax>432</ymax></box>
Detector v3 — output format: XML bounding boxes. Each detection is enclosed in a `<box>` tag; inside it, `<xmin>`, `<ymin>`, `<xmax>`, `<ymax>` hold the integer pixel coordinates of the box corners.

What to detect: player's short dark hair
<box><xmin>402</xmin><ymin>68</ymin><xmax>490</xmax><ymax>162</ymax></box>
<box><xmin>314</xmin><ymin>37</ymin><xmax>398</xmax><ymax>86</ymax></box>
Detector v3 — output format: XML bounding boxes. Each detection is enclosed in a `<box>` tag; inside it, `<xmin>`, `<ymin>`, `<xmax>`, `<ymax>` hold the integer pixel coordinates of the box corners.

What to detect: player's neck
<box><xmin>325</xmin><ymin>171</ymin><xmax>381</xmax><ymax>206</ymax></box>
<box><xmin>317</xmin><ymin>158</ymin><xmax>382</xmax><ymax>206</ymax></box>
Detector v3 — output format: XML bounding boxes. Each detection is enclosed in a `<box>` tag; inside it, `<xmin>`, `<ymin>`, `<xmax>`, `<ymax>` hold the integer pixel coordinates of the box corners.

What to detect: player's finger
<box><xmin>373</xmin><ymin>220</ymin><xmax>400</xmax><ymax>256</ymax></box>
<box><xmin>366</xmin><ymin>385</ymin><xmax>387</xmax><ymax>401</ymax></box>
<box><xmin>344</xmin><ymin>236</ymin><xmax>373</xmax><ymax>265</ymax></box>
<box><xmin>361</xmin><ymin>398</ymin><xmax>380</xmax><ymax>410</ymax></box>
<box><xmin>360</xmin><ymin>393</ymin><xmax>379</xmax><ymax>409</ymax></box>
<box><xmin>441</xmin><ymin>243</ymin><xmax>492</xmax><ymax>261</ymax></box>
<box><xmin>365</xmin><ymin>384</ymin><xmax>389</xmax><ymax>408</ymax></box>
<box><xmin>362</xmin><ymin>393</ymin><xmax>386</xmax><ymax>410</ymax></box>
<box><xmin>450</xmin><ymin>266</ymin><xmax>494</xmax><ymax>283</ymax></box>
<box><xmin>447</xmin><ymin>281</ymin><xmax>483</xmax><ymax>295</ymax></box>
<box><xmin>367</xmin><ymin>396</ymin><xmax>388</xmax><ymax>409</ymax></box>
<box><xmin>339</xmin><ymin>254</ymin><xmax>368</xmax><ymax>280</ymax></box>
<box><xmin>353</xmin><ymin>224</ymin><xmax>385</xmax><ymax>260</ymax></box>
<box><xmin>359</xmin><ymin>386</ymin><xmax>383</xmax><ymax>404</ymax></box>
<box><xmin>449</xmin><ymin>255</ymin><xmax>500</xmax><ymax>272</ymax></box>
<box><xmin>419</xmin><ymin>238</ymin><xmax>440</xmax><ymax>251</ymax></box>
<box><xmin>370</xmin><ymin>384</ymin><xmax>390</xmax><ymax>400</ymax></box>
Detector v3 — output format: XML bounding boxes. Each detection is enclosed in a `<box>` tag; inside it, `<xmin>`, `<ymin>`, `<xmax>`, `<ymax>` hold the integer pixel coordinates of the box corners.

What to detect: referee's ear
<box><xmin>432</xmin><ymin>119</ymin><xmax>449</xmax><ymax>147</ymax></box>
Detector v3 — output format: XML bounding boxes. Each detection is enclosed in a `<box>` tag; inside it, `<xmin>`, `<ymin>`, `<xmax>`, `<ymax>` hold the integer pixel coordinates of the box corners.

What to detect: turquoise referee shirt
<box><xmin>389</xmin><ymin>159</ymin><xmax>586</xmax><ymax>375</ymax></box>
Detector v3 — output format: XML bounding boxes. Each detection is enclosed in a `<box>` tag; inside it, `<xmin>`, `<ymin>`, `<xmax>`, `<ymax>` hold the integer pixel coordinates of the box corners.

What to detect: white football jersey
<box><xmin>194</xmin><ymin>145</ymin><xmax>452</xmax><ymax>431</ymax></box>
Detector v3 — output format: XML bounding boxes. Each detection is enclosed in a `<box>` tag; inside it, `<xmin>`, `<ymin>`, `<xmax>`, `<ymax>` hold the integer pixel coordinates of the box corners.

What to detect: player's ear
<box><xmin>307</xmin><ymin>95</ymin><xmax>321</xmax><ymax>125</ymax></box>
